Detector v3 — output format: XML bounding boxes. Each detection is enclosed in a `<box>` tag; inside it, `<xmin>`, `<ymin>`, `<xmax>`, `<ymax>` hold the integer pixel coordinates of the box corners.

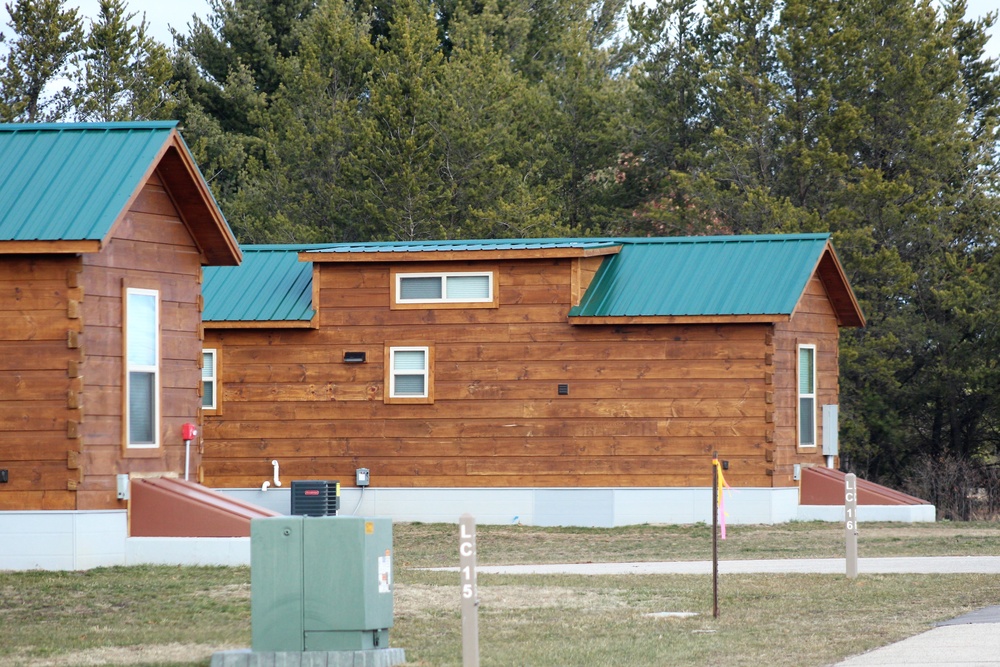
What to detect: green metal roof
<box><xmin>0</xmin><ymin>122</ymin><xmax>180</xmax><ymax>243</ymax></box>
<box><xmin>203</xmin><ymin>245</ymin><xmax>324</xmax><ymax>322</ymax></box>
<box><xmin>568</xmin><ymin>234</ymin><xmax>833</xmax><ymax>318</ymax></box>
<box><xmin>204</xmin><ymin>234</ymin><xmax>855</xmax><ymax>324</ymax></box>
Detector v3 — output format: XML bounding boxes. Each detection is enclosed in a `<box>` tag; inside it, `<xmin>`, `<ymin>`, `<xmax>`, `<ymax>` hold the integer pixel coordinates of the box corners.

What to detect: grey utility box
<box><xmin>250</xmin><ymin>515</ymin><xmax>394</xmax><ymax>652</ymax></box>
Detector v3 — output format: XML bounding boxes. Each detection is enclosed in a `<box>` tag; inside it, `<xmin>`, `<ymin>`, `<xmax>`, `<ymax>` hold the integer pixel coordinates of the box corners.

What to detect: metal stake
<box><xmin>712</xmin><ymin>452</ymin><xmax>719</xmax><ymax>618</ymax></box>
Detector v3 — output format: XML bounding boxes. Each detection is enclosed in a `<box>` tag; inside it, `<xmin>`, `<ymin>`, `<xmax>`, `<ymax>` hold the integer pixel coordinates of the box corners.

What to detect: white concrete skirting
<box><xmin>0</xmin><ymin>510</ymin><xmax>127</xmax><ymax>571</ymax></box>
<box><xmin>222</xmin><ymin>486</ymin><xmax>805</xmax><ymax>526</ymax></box>
<box><xmin>126</xmin><ymin>537</ymin><xmax>250</xmax><ymax>567</ymax></box>
<box><xmin>797</xmin><ymin>504</ymin><xmax>936</xmax><ymax>522</ymax></box>
<box><xmin>0</xmin><ymin>511</ymin><xmax>253</xmax><ymax>571</ymax></box>
<box><xmin>0</xmin><ymin>489</ymin><xmax>938</xmax><ymax>571</ymax></box>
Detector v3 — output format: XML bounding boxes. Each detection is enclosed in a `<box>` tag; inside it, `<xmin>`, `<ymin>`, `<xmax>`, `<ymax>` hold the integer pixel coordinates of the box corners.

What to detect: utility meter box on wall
<box><xmin>250</xmin><ymin>515</ymin><xmax>394</xmax><ymax>652</ymax></box>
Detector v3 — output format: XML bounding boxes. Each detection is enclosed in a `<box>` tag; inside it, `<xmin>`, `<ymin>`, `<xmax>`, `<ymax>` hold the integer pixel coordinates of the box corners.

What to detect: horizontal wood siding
<box><xmin>78</xmin><ymin>170</ymin><xmax>205</xmax><ymax>509</ymax></box>
<box><xmin>0</xmin><ymin>255</ymin><xmax>82</xmax><ymax>509</ymax></box>
<box><xmin>203</xmin><ymin>258</ymin><xmax>775</xmax><ymax>489</ymax></box>
<box><xmin>772</xmin><ymin>275</ymin><xmax>842</xmax><ymax>486</ymax></box>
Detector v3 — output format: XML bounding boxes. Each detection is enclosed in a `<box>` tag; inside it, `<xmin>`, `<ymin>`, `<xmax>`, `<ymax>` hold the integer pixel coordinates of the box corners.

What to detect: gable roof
<box><xmin>569</xmin><ymin>234</ymin><xmax>865</xmax><ymax>326</ymax></box>
<box><xmin>202</xmin><ymin>234</ymin><xmax>864</xmax><ymax>328</ymax></box>
<box><xmin>0</xmin><ymin>121</ymin><xmax>241</xmax><ymax>265</ymax></box>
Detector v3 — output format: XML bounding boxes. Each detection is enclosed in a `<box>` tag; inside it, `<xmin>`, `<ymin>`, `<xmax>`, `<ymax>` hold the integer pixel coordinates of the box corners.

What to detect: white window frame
<box><xmin>125</xmin><ymin>288</ymin><xmax>160</xmax><ymax>449</ymax></box>
<box><xmin>388</xmin><ymin>346</ymin><xmax>430</xmax><ymax>399</ymax></box>
<box><xmin>395</xmin><ymin>272</ymin><xmax>494</xmax><ymax>304</ymax></box>
<box><xmin>202</xmin><ymin>348</ymin><xmax>218</xmax><ymax>411</ymax></box>
<box><xmin>798</xmin><ymin>344</ymin><xmax>817</xmax><ymax>448</ymax></box>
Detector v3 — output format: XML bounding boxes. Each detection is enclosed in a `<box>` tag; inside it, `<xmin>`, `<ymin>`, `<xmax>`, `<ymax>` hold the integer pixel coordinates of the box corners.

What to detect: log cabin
<box><xmin>200</xmin><ymin>236</ymin><xmax>888</xmax><ymax>526</ymax></box>
<box><xmin>0</xmin><ymin>122</ymin><xmax>242</xmax><ymax>568</ymax></box>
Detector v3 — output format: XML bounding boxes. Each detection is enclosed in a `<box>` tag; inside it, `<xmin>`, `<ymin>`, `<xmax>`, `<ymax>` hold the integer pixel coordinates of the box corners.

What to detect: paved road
<box><xmin>424</xmin><ymin>557</ymin><xmax>1000</xmax><ymax>665</ymax></box>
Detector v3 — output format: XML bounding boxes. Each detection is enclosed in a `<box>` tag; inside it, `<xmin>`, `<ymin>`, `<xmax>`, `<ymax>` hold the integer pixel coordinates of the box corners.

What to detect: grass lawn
<box><xmin>1</xmin><ymin>521</ymin><xmax>999</xmax><ymax>666</ymax></box>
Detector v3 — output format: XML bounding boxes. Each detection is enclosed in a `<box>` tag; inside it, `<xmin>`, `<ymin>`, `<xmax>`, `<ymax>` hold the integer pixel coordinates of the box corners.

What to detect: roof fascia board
<box><xmin>97</xmin><ymin>127</ymin><xmax>174</xmax><ymax>252</ymax></box>
<box><xmin>204</xmin><ymin>320</ymin><xmax>318</xmax><ymax>329</ymax></box>
<box><xmin>99</xmin><ymin>129</ymin><xmax>241</xmax><ymax>267</ymax></box>
<box><xmin>821</xmin><ymin>242</ymin><xmax>866</xmax><ymax>327</ymax></box>
<box><xmin>310</xmin><ymin>263</ymin><xmax>321</xmax><ymax>324</ymax></box>
<box><xmin>0</xmin><ymin>240</ymin><xmax>102</xmax><ymax>254</ymax></box>
<box><xmin>804</xmin><ymin>241</ymin><xmax>865</xmax><ymax>328</ymax></box>
<box><xmin>568</xmin><ymin>314</ymin><xmax>790</xmax><ymax>325</ymax></box>
<box><xmin>161</xmin><ymin>130</ymin><xmax>242</xmax><ymax>265</ymax></box>
<box><xmin>156</xmin><ymin>128</ymin><xmax>243</xmax><ymax>266</ymax></box>
<box><xmin>301</xmin><ymin>246</ymin><xmax>621</xmax><ymax>263</ymax></box>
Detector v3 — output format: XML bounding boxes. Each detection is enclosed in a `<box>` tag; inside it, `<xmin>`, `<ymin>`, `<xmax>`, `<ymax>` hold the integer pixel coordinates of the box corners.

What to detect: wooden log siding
<box><xmin>202</xmin><ymin>257</ymin><xmax>790</xmax><ymax>490</ymax></box>
<box><xmin>76</xmin><ymin>170</ymin><xmax>207</xmax><ymax>509</ymax></box>
<box><xmin>771</xmin><ymin>275</ymin><xmax>843</xmax><ymax>486</ymax></box>
<box><xmin>0</xmin><ymin>256</ymin><xmax>82</xmax><ymax>509</ymax></box>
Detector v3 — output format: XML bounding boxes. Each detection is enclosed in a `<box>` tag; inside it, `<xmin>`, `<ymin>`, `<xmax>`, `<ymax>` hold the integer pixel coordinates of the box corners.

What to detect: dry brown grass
<box><xmin>2</xmin><ymin>522</ymin><xmax>999</xmax><ymax>666</ymax></box>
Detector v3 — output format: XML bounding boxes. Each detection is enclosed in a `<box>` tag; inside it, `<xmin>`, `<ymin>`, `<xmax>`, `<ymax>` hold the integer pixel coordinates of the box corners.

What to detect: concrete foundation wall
<box><xmin>0</xmin><ymin>489</ymin><xmax>937</xmax><ymax>571</ymax></box>
<box><xmin>0</xmin><ymin>511</ymin><xmax>127</xmax><ymax>570</ymax></box>
<box><xmin>125</xmin><ymin>537</ymin><xmax>251</xmax><ymax>566</ymax></box>
<box><xmin>797</xmin><ymin>504</ymin><xmax>937</xmax><ymax>523</ymax></box>
<box><xmin>222</xmin><ymin>486</ymin><xmax>803</xmax><ymax>527</ymax></box>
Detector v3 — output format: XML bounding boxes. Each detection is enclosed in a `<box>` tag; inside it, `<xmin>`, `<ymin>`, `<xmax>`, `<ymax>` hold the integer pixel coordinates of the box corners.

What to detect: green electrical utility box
<box><xmin>250</xmin><ymin>516</ymin><xmax>394</xmax><ymax>652</ymax></box>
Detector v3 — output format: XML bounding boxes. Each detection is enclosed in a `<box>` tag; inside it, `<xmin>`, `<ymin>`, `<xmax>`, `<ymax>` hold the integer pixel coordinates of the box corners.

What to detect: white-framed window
<box><xmin>395</xmin><ymin>272</ymin><xmax>493</xmax><ymax>304</ymax></box>
<box><xmin>389</xmin><ymin>347</ymin><xmax>429</xmax><ymax>398</ymax></box>
<box><xmin>202</xmin><ymin>349</ymin><xmax>218</xmax><ymax>410</ymax></box>
<box><xmin>125</xmin><ymin>288</ymin><xmax>159</xmax><ymax>448</ymax></box>
<box><xmin>798</xmin><ymin>344</ymin><xmax>816</xmax><ymax>447</ymax></box>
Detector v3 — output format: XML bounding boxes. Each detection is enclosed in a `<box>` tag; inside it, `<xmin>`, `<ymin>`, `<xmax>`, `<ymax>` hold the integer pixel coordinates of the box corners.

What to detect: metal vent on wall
<box><xmin>290</xmin><ymin>480</ymin><xmax>341</xmax><ymax>516</ymax></box>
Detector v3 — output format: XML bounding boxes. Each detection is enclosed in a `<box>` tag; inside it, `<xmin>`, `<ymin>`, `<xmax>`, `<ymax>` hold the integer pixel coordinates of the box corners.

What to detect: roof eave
<box><xmin>100</xmin><ymin>129</ymin><xmax>241</xmax><ymax>267</ymax></box>
<box><xmin>301</xmin><ymin>245</ymin><xmax>622</xmax><ymax>263</ymax></box>
<box><xmin>0</xmin><ymin>239</ymin><xmax>103</xmax><ymax>254</ymax></box>
<box><xmin>204</xmin><ymin>319</ymin><xmax>318</xmax><ymax>329</ymax></box>
<box><xmin>156</xmin><ymin>131</ymin><xmax>242</xmax><ymax>266</ymax></box>
<box><xmin>816</xmin><ymin>242</ymin><xmax>866</xmax><ymax>328</ymax></box>
<box><xmin>568</xmin><ymin>314</ymin><xmax>791</xmax><ymax>325</ymax></box>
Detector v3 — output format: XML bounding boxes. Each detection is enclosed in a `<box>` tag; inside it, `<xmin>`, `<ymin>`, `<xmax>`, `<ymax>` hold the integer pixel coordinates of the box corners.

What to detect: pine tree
<box><xmin>434</xmin><ymin>14</ymin><xmax>561</xmax><ymax>238</ymax></box>
<box><xmin>0</xmin><ymin>0</ymin><xmax>83</xmax><ymax>121</ymax></box>
<box><xmin>220</xmin><ymin>0</ymin><xmax>376</xmax><ymax>242</ymax></box>
<box><xmin>352</xmin><ymin>0</ymin><xmax>451</xmax><ymax>240</ymax></box>
<box><xmin>76</xmin><ymin>0</ymin><xmax>175</xmax><ymax>121</ymax></box>
<box><xmin>630</xmin><ymin>0</ymin><xmax>1000</xmax><ymax>483</ymax></box>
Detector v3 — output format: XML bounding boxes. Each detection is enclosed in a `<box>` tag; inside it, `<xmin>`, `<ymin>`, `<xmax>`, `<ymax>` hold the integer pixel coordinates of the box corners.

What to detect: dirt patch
<box><xmin>202</xmin><ymin>583</ymin><xmax>251</xmax><ymax>601</ymax></box>
<box><xmin>395</xmin><ymin>582</ymin><xmax>630</xmax><ymax>617</ymax></box>
<box><xmin>22</xmin><ymin>642</ymin><xmax>242</xmax><ymax>667</ymax></box>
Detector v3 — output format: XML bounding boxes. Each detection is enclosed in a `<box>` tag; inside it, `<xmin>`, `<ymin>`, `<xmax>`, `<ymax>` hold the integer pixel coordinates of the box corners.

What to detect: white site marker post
<box><xmin>459</xmin><ymin>513</ymin><xmax>480</xmax><ymax>667</ymax></box>
<box><xmin>845</xmin><ymin>473</ymin><xmax>859</xmax><ymax>579</ymax></box>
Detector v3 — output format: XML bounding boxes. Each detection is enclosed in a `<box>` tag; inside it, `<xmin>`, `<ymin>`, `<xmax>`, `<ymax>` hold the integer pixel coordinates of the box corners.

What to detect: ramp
<box><xmin>800</xmin><ymin>467</ymin><xmax>930</xmax><ymax>506</ymax></box>
<box><xmin>130</xmin><ymin>478</ymin><xmax>281</xmax><ymax>537</ymax></box>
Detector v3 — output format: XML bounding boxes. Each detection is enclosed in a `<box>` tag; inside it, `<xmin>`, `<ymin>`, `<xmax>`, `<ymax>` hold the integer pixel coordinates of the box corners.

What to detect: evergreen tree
<box><xmin>0</xmin><ymin>0</ymin><xmax>83</xmax><ymax>121</ymax></box>
<box><xmin>631</xmin><ymin>0</ymin><xmax>1000</xmax><ymax>484</ymax></box>
<box><xmin>76</xmin><ymin>0</ymin><xmax>175</xmax><ymax>121</ymax></box>
<box><xmin>220</xmin><ymin>0</ymin><xmax>376</xmax><ymax>242</ymax></box>
<box><xmin>434</xmin><ymin>24</ymin><xmax>561</xmax><ymax>238</ymax></box>
<box><xmin>170</xmin><ymin>0</ymin><xmax>636</xmax><ymax>242</ymax></box>
<box><xmin>354</xmin><ymin>0</ymin><xmax>450</xmax><ymax>240</ymax></box>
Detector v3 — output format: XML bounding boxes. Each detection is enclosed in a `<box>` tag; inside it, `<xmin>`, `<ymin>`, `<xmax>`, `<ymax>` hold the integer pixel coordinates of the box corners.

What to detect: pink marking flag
<box><xmin>713</xmin><ymin>458</ymin><xmax>732</xmax><ymax>539</ymax></box>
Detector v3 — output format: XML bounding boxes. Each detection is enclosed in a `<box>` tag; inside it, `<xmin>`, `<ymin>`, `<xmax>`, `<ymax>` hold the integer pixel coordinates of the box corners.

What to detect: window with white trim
<box><xmin>389</xmin><ymin>347</ymin><xmax>429</xmax><ymax>398</ymax></box>
<box><xmin>396</xmin><ymin>272</ymin><xmax>493</xmax><ymax>304</ymax></box>
<box><xmin>798</xmin><ymin>344</ymin><xmax>816</xmax><ymax>447</ymax></box>
<box><xmin>202</xmin><ymin>349</ymin><xmax>218</xmax><ymax>410</ymax></box>
<box><xmin>126</xmin><ymin>288</ymin><xmax>159</xmax><ymax>448</ymax></box>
